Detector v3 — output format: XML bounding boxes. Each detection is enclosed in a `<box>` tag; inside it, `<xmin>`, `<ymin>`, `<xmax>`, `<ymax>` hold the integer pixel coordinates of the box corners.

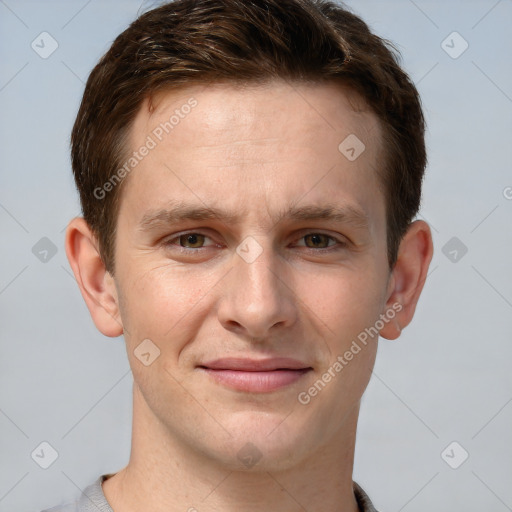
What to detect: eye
<box><xmin>296</xmin><ymin>233</ymin><xmax>341</xmax><ymax>249</ymax></box>
<box><xmin>163</xmin><ymin>231</ymin><xmax>346</xmax><ymax>255</ymax></box>
<box><xmin>166</xmin><ymin>233</ymin><xmax>213</xmax><ymax>249</ymax></box>
<box><xmin>304</xmin><ymin>233</ymin><xmax>334</xmax><ymax>249</ymax></box>
<box><xmin>180</xmin><ymin>233</ymin><xmax>206</xmax><ymax>248</ymax></box>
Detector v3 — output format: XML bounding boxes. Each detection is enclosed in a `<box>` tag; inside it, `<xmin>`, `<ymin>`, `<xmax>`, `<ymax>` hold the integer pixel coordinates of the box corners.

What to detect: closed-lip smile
<box><xmin>198</xmin><ymin>357</ymin><xmax>313</xmax><ymax>392</ymax></box>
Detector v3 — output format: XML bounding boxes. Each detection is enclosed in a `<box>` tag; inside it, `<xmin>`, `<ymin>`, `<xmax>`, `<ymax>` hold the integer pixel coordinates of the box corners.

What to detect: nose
<box><xmin>217</xmin><ymin>240</ymin><xmax>297</xmax><ymax>341</ymax></box>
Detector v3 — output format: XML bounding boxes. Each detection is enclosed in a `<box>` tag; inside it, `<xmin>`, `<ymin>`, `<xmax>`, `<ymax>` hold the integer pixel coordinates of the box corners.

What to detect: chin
<box><xmin>205</xmin><ymin>410</ymin><xmax>316</xmax><ymax>472</ymax></box>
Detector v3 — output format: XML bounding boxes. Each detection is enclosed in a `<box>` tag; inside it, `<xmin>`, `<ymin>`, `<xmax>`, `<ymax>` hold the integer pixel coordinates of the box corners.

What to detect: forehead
<box><xmin>119</xmin><ymin>80</ymin><xmax>385</xmax><ymax>232</ymax></box>
<box><xmin>138</xmin><ymin>80</ymin><xmax>380</xmax><ymax>152</ymax></box>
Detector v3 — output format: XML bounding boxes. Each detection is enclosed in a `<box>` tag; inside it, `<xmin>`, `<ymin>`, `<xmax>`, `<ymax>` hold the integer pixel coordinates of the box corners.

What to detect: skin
<box><xmin>66</xmin><ymin>80</ymin><xmax>433</xmax><ymax>512</ymax></box>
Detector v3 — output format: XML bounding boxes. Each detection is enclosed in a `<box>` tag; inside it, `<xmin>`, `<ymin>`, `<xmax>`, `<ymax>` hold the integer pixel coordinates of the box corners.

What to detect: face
<box><xmin>113</xmin><ymin>80</ymin><xmax>392</xmax><ymax>470</ymax></box>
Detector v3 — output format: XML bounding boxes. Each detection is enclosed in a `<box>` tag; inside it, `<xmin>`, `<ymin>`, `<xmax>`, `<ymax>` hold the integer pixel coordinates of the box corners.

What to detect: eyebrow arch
<box><xmin>137</xmin><ymin>201</ymin><xmax>369</xmax><ymax>232</ymax></box>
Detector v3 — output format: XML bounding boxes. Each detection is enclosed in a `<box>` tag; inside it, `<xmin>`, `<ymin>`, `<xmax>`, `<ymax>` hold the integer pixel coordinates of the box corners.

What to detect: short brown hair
<box><xmin>71</xmin><ymin>0</ymin><xmax>426</xmax><ymax>274</ymax></box>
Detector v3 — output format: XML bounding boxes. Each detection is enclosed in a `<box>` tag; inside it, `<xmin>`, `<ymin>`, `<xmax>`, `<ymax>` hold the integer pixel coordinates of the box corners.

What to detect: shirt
<box><xmin>41</xmin><ymin>474</ymin><xmax>379</xmax><ymax>512</ymax></box>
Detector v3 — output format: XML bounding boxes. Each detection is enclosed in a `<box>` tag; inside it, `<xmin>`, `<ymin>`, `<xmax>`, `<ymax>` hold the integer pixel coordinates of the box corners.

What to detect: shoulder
<box><xmin>40</xmin><ymin>503</ymin><xmax>78</xmax><ymax>512</ymax></box>
<box><xmin>39</xmin><ymin>474</ymin><xmax>114</xmax><ymax>512</ymax></box>
<box><xmin>353</xmin><ymin>481</ymin><xmax>380</xmax><ymax>512</ymax></box>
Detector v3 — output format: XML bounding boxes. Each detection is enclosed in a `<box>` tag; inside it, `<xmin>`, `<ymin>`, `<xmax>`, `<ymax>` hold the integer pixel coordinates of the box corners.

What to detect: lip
<box><xmin>198</xmin><ymin>357</ymin><xmax>313</xmax><ymax>393</ymax></box>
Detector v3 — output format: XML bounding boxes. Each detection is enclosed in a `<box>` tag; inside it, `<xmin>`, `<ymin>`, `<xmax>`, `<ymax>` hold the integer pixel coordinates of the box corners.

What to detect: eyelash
<box><xmin>163</xmin><ymin>231</ymin><xmax>347</xmax><ymax>253</ymax></box>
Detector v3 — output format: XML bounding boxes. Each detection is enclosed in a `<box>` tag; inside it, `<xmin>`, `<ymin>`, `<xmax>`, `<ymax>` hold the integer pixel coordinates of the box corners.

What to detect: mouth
<box><xmin>197</xmin><ymin>357</ymin><xmax>313</xmax><ymax>393</ymax></box>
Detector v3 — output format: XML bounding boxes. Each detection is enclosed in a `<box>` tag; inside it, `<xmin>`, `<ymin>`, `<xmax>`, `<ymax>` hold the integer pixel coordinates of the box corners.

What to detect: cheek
<box><xmin>117</xmin><ymin>263</ymin><xmax>215</xmax><ymax>351</ymax></box>
<box><xmin>302</xmin><ymin>273</ymin><xmax>382</xmax><ymax>412</ymax></box>
<box><xmin>297</xmin><ymin>265</ymin><xmax>386</xmax><ymax>337</ymax></box>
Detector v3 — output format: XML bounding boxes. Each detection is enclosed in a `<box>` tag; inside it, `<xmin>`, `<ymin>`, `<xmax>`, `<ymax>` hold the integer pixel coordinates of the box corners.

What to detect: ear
<box><xmin>65</xmin><ymin>217</ymin><xmax>123</xmax><ymax>337</ymax></box>
<box><xmin>380</xmin><ymin>220</ymin><xmax>433</xmax><ymax>340</ymax></box>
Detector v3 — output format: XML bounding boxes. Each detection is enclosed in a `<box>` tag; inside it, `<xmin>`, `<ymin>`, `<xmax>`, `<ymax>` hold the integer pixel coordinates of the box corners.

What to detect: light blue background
<box><xmin>1</xmin><ymin>1</ymin><xmax>511</xmax><ymax>510</ymax></box>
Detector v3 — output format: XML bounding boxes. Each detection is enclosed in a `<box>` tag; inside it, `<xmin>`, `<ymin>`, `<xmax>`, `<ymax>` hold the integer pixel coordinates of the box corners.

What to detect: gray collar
<box><xmin>71</xmin><ymin>474</ymin><xmax>379</xmax><ymax>512</ymax></box>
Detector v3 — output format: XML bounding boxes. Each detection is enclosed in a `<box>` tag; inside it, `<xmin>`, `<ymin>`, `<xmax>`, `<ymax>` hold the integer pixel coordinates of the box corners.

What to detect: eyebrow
<box><xmin>137</xmin><ymin>201</ymin><xmax>369</xmax><ymax>232</ymax></box>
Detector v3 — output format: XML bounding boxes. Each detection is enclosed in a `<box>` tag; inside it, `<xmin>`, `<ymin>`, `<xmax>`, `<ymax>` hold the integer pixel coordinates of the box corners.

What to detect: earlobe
<box><xmin>380</xmin><ymin>220</ymin><xmax>433</xmax><ymax>341</ymax></box>
<box><xmin>65</xmin><ymin>217</ymin><xmax>124</xmax><ymax>338</ymax></box>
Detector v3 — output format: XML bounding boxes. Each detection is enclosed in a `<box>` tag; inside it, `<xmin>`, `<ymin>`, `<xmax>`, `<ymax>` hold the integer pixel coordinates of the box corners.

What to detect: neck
<box><xmin>103</xmin><ymin>384</ymin><xmax>361</xmax><ymax>512</ymax></box>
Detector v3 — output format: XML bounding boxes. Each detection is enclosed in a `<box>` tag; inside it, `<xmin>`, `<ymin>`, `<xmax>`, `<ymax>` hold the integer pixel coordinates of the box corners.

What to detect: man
<box><xmin>47</xmin><ymin>0</ymin><xmax>433</xmax><ymax>510</ymax></box>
